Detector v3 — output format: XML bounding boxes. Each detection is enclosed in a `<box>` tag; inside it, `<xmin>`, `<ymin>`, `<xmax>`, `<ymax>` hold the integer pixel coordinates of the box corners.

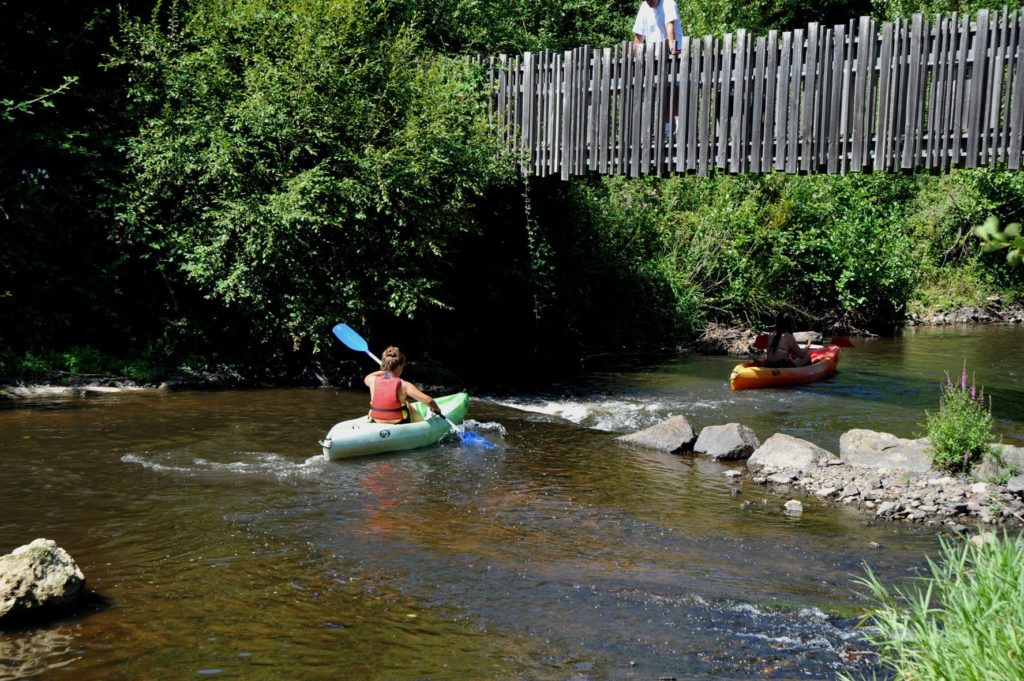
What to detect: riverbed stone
<box><xmin>693</xmin><ymin>423</ymin><xmax>760</xmax><ymax>460</ymax></box>
<box><xmin>974</xmin><ymin>444</ymin><xmax>1024</xmax><ymax>482</ymax></box>
<box><xmin>1006</xmin><ymin>475</ymin><xmax>1024</xmax><ymax>496</ymax></box>
<box><xmin>0</xmin><ymin>539</ymin><xmax>85</xmax><ymax>623</ymax></box>
<box><xmin>615</xmin><ymin>415</ymin><xmax>697</xmax><ymax>453</ymax></box>
<box><xmin>999</xmin><ymin>444</ymin><xmax>1024</xmax><ymax>468</ymax></box>
<box><xmin>948</xmin><ymin>501</ymin><xmax>969</xmax><ymax>515</ymax></box>
<box><xmin>876</xmin><ymin>501</ymin><xmax>903</xmax><ymax>517</ymax></box>
<box><xmin>784</xmin><ymin>500</ymin><xmax>803</xmax><ymax>515</ymax></box>
<box><xmin>747</xmin><ymin>433</ymin><xmax>838</xmax><ymax>473</ymax></box>
<box><xmin>839</xmin><ymin>429</ymin><xmax>933</xmax><ymax>473</ymax></box>
<box><xmin>767</xmin><ymin>469</ymin><xmax>800</xmax><ymax>484</ymax></box>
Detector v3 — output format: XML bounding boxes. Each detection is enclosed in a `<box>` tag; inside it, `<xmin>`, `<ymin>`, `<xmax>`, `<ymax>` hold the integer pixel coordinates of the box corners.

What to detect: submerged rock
<box><xmin>616</xmin><ymin>415</ymin><xmax>697</xmax><ymax>453</ymax></box>
<box><xmin>0</xmin><ymin>539</ymin><xmax>85</xmax><ymax>624</ymax></box>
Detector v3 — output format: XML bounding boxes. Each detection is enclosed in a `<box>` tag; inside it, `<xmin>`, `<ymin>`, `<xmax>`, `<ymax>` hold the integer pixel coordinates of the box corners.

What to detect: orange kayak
<box><xmin>729</xmin><ymin>345</ymin><xmax>842</xmax><ymax>391</ymax></box>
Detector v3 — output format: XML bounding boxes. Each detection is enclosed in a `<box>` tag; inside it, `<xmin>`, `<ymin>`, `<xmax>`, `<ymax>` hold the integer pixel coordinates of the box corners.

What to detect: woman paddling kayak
<box><xmin>764</xmin><ymin>312</ymin><xmax>811</xmax><ymax>368</ymax></box>
<box><xmin>364</xmin><ymin>346</ymin><xmax>442</xmax><ymax>424</ymax></box>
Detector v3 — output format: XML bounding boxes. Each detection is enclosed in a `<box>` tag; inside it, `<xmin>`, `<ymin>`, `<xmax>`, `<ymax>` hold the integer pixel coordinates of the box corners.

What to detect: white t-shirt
<box><xmin>632</xmin><ymin>0</ymin><xmax>683</xmax><ymax>51</ymax></box>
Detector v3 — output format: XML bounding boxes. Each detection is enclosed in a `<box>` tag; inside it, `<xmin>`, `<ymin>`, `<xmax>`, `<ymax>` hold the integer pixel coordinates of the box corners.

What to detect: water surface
<box><xmin>2</xmin><ymin>325</ymin><xmax>1021</xmax><ymax>680</ymax></box>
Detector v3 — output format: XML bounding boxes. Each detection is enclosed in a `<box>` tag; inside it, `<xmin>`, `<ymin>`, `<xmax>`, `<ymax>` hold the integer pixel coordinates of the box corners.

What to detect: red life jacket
<box><xmin>369</xmin><ymin>373</ymin><xmax>408</xmax><ymax>422</ymax></box>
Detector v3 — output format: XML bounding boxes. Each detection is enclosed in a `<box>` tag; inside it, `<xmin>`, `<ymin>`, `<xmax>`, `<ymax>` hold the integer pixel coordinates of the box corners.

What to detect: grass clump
<box><xmin>844</xmin><ymin>531</ymin><xmax>1024</xmax><ymax>681</ymax></box>
<box><xmin>924</xmin><ymin>362</ymin><xmax>995</xmax><ymax>474</ymax></box>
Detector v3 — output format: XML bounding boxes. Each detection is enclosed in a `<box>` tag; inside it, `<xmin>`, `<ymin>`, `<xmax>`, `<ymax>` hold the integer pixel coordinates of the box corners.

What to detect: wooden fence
<box><xmin>489</xmin><ymin>7</ymin><xmax>1024</xmax><ymax>178</ymax></box>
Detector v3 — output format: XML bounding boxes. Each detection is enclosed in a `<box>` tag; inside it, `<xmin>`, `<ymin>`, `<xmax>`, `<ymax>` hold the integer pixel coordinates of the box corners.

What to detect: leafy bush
<box><xmin>17</xmin><ymin>352</ymin><xmax>54</xmax><ymax>380</ymax></box>
<box><xmin>62</xmin><ymin>346</ymin><xmax>105</xmax><ymax>375</ymax></box>
<box><xmin>844</xmin><ymin>531</ymin><xmax>1024</xmax><ymax>681</ymax></box>
<box><xmin>924</xmin><ymin>363</ymin><xmax>994</xmax><ymax>473</ymax></box>
<box><xmin>114</xmin><ymin>0</ymin><xmax>512</xmax><ymax>365</ymax></box>
<box><xmin>120</xmin><ymin>359</ymin><xmax>164</xmax><ymax>384</ymax></box>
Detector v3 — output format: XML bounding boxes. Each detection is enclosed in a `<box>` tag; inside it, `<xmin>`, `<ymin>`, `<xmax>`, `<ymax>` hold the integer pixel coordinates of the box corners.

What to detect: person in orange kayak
<box><xmin>364</xmin><ymin>346</ymin><xmax>443</xmax><ymax>424</ymax></box>
<box><xmin>765</xmin><ymin>312</ymin><xmax>811</xmax><ymax>368</ymax></box>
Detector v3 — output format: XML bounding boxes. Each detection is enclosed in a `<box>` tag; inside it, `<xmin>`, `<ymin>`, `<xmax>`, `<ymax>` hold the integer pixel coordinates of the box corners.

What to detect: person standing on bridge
<box><xmin>632</xmin><ymin>0</ymin><xmax>683</xmax><ymax>56</ymax></box>
<box><xmin>633</xmin><ymin>0</ymin><xmax>683</xmax><ymax>137</ymax></box>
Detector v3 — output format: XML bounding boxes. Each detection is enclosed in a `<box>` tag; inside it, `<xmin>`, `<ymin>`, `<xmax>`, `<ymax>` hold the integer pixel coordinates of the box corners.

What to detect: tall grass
<box><xmin>843</xmin><ymin>531</ymin><xmax>1024</xmax><ymax>681</ymax></box>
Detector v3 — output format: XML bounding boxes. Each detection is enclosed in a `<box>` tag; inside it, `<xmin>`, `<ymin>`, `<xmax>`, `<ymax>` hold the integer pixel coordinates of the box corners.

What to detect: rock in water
<box><xmin>694</xmin><ymin>423</ymin><xmax>760</xmax><ymax>460</ymax></box>
<box><xmin>747</xmin><ymin>433</ymin><xmax>838</xmax><ymax>473</ymax></box>
<box><xmin>0</xmin><ymin>539</ymin><xmax>85</xmax><ymax>623</ymax></box>
<box><xmin>615</xmin><ymin>415</ymin><xmax>697</xmax><ymax>453</ymax></box>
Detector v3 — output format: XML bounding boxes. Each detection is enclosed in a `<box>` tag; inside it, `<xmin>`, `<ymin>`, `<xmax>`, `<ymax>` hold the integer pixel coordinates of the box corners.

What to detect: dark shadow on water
<box><xmin>0</xmin><ymin>589</ymin><xmax>110</xmax><ymax>631</ymax></box>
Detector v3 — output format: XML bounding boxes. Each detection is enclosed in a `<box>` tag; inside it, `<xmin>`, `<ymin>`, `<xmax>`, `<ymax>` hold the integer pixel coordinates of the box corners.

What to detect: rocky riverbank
<box><xmin>617</xmin><ymin>418</ymin><xmax>1024</xmax><ymax>529</ymax></box>
<box><xmin>692</xmin><ymin>299</ymin><xmax>1024</xmax><ymax>357</ymax></box>
<box><xmin>906</xmin><ymin>298</ymin><xmax>1024</xmax><ymax>326</ymax></box>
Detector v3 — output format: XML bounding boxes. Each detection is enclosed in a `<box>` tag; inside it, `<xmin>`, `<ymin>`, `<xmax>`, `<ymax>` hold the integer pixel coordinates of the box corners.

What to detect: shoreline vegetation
<box><xmin>5</xmin><ymin>305</ymin><xmax>1022</xmax><ymax>396</ymax></box>
<box><xmin>5</xmin><ymin>3</ymin><xmax>1024</xmax><ymax>677</ymax></box>
<box><xmin>6</xmin><ymin>1</ymin><xmax>1024</xmax><ymax>397</ymax></box>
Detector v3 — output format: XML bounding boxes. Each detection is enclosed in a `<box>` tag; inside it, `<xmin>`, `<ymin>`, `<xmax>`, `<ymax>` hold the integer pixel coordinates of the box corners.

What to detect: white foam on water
<box><xmin>463</xmin><ymin>419</ymin><xmax>507</xmax><ymax>436</ymax></box>
<box><xmin>730</xmin><ymin>603</ymin><xmax>764</xmax><ymax>616</ymax></box>
<box><xmin>798</xmin><ymin>607</ymin><xmax>829</xmax><ymax>621</ymax></box>
<box><xmin>738</xmin><ymin>632</ymin><xmax>837</xmax><ymax>652</ymax></box>
<box><xmin>491</xmin><ymin>397</ymin><xmax>689</xmax><ymax>433</ymax></box>
<box><xmin>120</xmin><ymin>453</ymin><xmax>194</xmax><ymax>475</ymax></box>
<box><xmin>121</xmin><ymin>451</ymin><xmax>327</xmax><ymax>480</ymax></box>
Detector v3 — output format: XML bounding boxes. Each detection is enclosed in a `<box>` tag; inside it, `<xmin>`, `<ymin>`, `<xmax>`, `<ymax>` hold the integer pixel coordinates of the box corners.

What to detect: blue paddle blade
<box><xmin>459</xmin><ymin>430</ymin><xmax>498</xmax><ymax>449</ymax></box>
<box><xmin>332</xmin><ymin>323</ymin><xmax>369</xmax><ymax>353</ymax></box>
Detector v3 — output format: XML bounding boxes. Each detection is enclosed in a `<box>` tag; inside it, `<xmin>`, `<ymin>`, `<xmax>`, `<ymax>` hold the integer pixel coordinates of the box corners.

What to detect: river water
<box><xmin>2</xmin><ymin>325</ymin><xmax>1023</xmax><ymax>680</ymax></box>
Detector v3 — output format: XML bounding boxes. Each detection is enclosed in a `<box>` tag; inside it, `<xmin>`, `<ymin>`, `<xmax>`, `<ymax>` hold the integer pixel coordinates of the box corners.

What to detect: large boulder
<box><xmin>839</xmin><ymin>429</ymin><xmax>933</xmax><ymax>473</ymax></box>
<box><xmin>616</xmin><ymin>415</ymin><xmax>697</xmax><ymax>453</ymax></box>
<box><xmin>694</xmin><ymin>423</ymin><xmax>760</xmax><ymax>460</ymax></box>
<box><xmin>747</xmin><ymin>433</ymin><xmax>838</xmax><ymax>473</ymax></box>
<box><xmin>0</xmin><ymin>539</ymin><xmax>85</xmax><ymax>623</ymax></box>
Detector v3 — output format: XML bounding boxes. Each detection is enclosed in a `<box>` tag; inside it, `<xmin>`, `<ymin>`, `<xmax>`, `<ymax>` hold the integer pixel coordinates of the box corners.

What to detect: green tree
<box><xmin>115</xmin><ymin>0</ymin><xmax>512</xmax><ymax>369</ymax></box>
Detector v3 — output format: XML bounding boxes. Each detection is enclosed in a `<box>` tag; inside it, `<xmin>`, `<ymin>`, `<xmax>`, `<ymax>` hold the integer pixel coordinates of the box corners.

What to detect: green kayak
<box><xmin>319</xmin><ymin>392</ymin><xmax>469</xmax><ymax>460</ymax></box>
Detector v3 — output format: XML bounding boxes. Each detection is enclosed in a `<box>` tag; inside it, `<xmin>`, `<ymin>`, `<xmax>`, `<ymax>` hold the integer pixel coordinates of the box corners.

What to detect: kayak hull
<box><xmin>729</xmin><ymin>346</ymin><xmax>842</xmax><ymax>391</ymax></box>
<box><xmin>320</xmin><ymin>392</ymin><xmax>469</xmax><ymax>460</ymax></box>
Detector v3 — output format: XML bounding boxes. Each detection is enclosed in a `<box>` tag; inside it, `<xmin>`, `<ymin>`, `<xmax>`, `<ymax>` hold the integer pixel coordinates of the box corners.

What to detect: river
<box><xmin>2</xmin><ymin>325</ymin><xmax>1022</xmax><ymax>680</ymax></box>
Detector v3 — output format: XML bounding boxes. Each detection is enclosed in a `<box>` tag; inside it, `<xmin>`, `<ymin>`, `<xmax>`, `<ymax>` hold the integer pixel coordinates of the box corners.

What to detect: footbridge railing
<box><xmin>488</xmin><ymin>7</ymin><xmax>1024</xmax><ymax>177</ymax></box>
